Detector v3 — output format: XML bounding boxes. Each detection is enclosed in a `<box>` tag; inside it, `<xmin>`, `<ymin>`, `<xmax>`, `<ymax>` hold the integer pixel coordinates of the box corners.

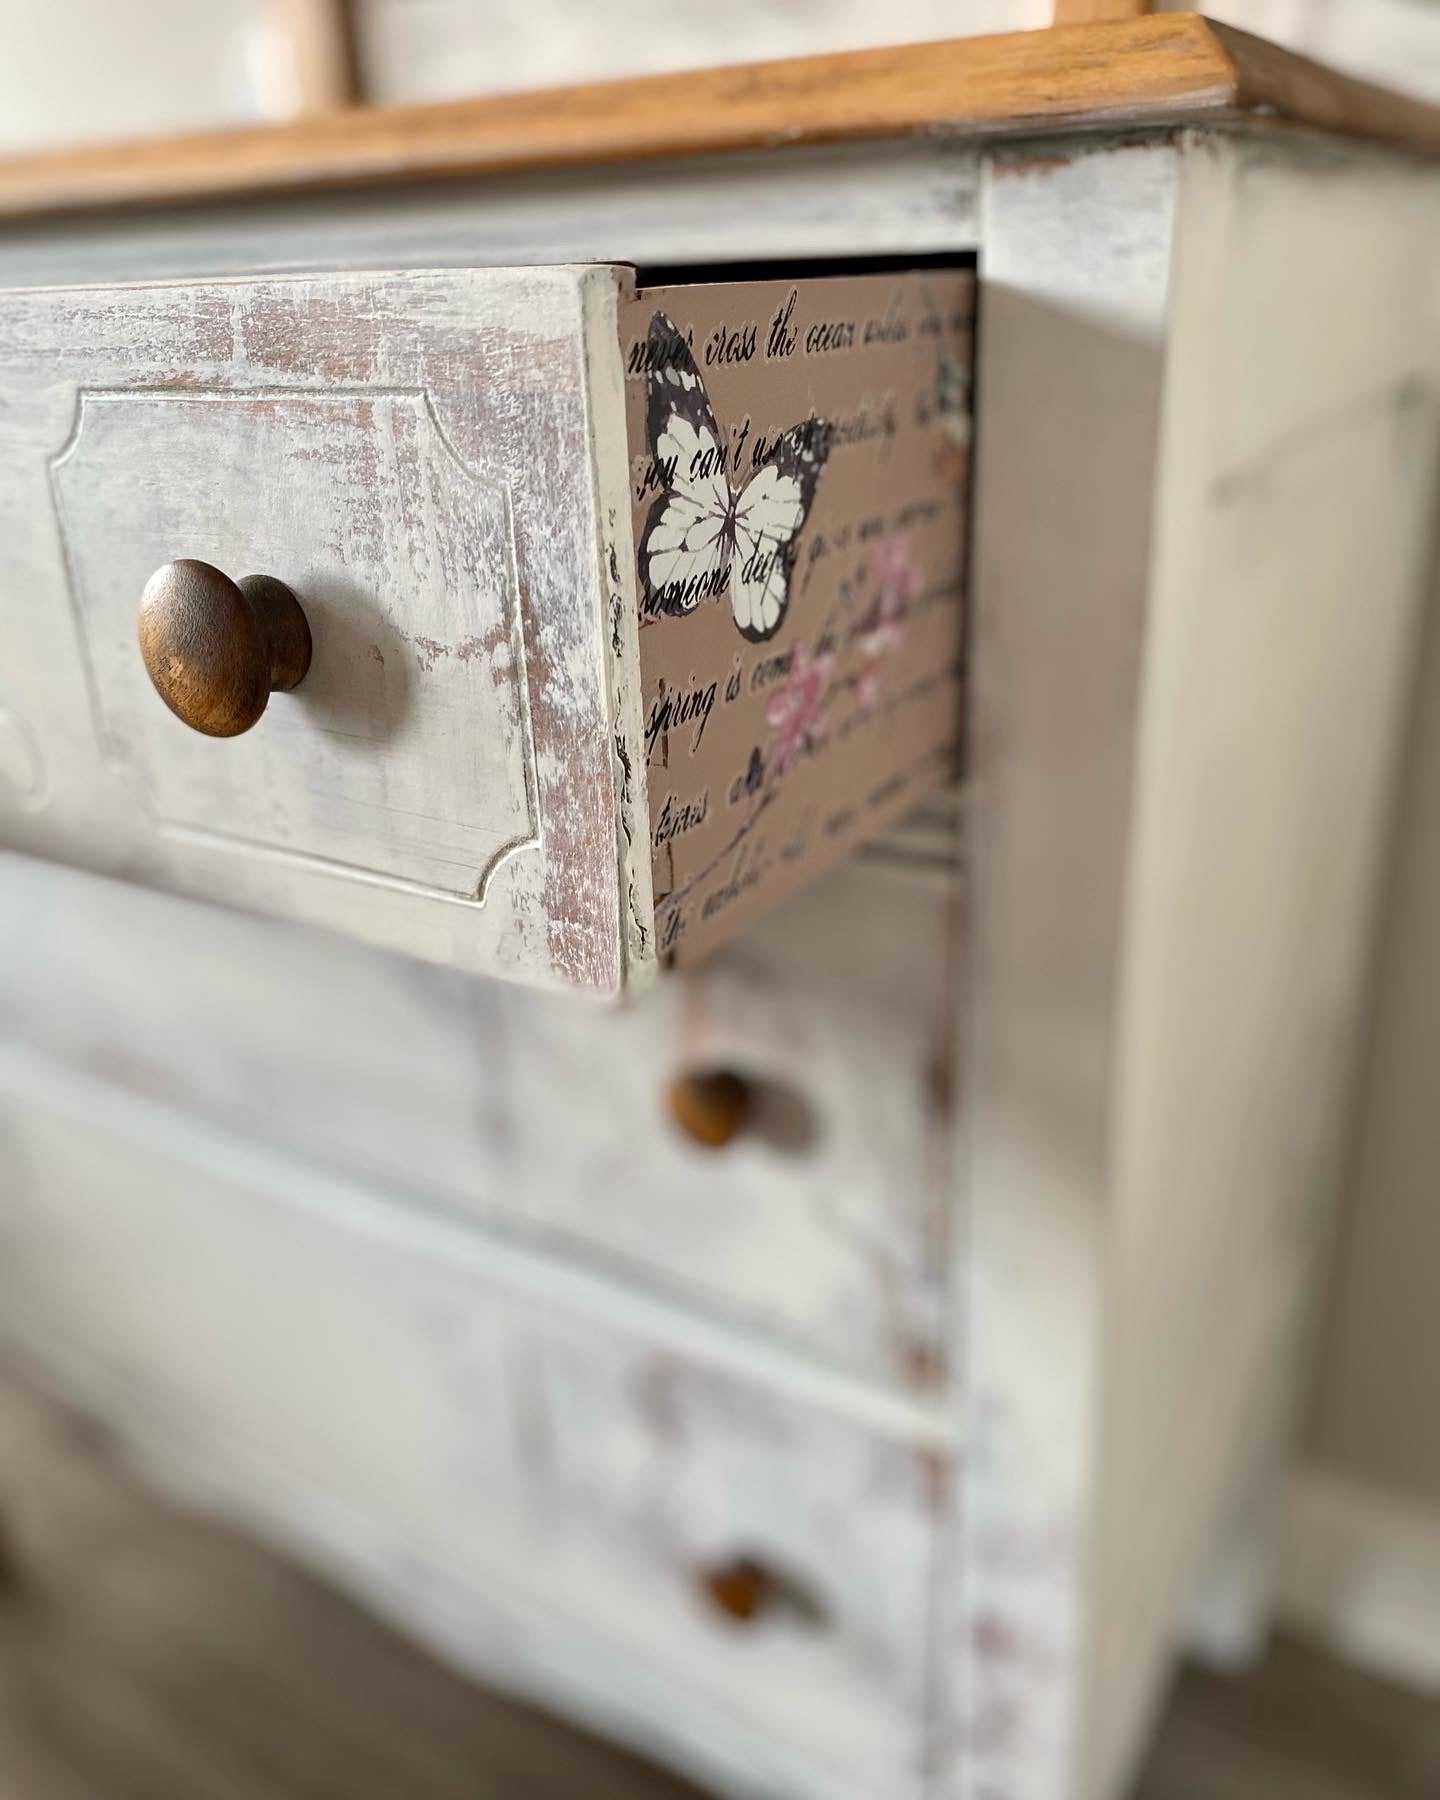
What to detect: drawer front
<box><xmin>0</xmin><ymin>266</ymin><xmax>644</xmax><ymax>995</ymax></box>
<box><xmin>0</xmin><ymin>1072</ymin><xmax>941</xmax><ymax>1800</ymax></box>
<box><xmin>0</xmin><ymin>846</ymin><xmax>956</xmax><ymax>1389</ymax></box>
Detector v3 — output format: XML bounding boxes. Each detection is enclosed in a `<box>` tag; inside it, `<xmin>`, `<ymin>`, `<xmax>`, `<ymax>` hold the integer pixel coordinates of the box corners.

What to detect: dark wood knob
<box><xmin>138</xmin><ymin>559</ymin><xmax>312</xmax><ymax>738</ymax></box>
<box><xmin>699</xmin><ymin>1554</ymin><xmax>826</xmax><ymax>1629</ymax></box>
<box><xmin>700</xmin><ymin>1557</ymin><xmax>775</xmax><ymax>1624</ymax></box>
<box><xmin>667</xmin><ymin>1070</ymin><xmax>752</xmax><ymax>1149</ymax></box>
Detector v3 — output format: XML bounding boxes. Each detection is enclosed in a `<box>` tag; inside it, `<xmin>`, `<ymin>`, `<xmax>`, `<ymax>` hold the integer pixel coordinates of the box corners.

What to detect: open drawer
<box><xmin>0</xmin><ymin>263</ymin><xmax>971</xmax><ymax>995</ymax></box>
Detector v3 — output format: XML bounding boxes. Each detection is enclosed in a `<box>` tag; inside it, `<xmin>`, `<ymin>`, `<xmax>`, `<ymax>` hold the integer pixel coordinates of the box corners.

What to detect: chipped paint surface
<box><xmin>0</xmin><ymin>1042</ymin><xmax>948</xmax><ymax>1800</ymax></box>
<box><xmin>0</xmin><ymin>266</ymin><xmax>634</xmax><ymax>994</ymax></box>
<box><xmin>0</xmin><ymin>843</ymin><xmax>958</xmax><ymax>1390</ymax></box>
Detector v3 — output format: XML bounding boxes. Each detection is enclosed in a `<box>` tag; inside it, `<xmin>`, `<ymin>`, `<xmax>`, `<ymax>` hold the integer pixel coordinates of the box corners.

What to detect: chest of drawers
<box><xmin>1</xmin><ymin>16</ymin><xmax>1439</xmax><ymax>1800</ymax></box>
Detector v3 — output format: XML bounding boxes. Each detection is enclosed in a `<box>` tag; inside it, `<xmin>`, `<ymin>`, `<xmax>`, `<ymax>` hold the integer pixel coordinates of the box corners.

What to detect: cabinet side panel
<box><xmin>940</xmin><ymin>140</ymin><xmax>1180</xmax><ymax>1800</ymax></box>
<box><xmin>1094</xmin><ymin>133</ymin><xmax>1440</xmax><ymax>1798</ymax></box>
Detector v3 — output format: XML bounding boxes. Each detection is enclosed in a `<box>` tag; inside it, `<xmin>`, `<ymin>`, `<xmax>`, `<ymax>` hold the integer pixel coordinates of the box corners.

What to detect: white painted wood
<box><xmin>0</xmin><ymin>143</ymin><xmax>982</xmax><ymax>291</ymax></box>
<box><xmin>939</xmin><ymin>136</ymin><xmax>1181</xmax><ymax>1800</ymax></box>
<box><xmin>0</xmin><ymin>847</ymin><xmax>957</xmax><ymax>1388</ymax></box>
<box><xmin>0</xmin><ymin>114</ymin><xmax>1433</xmax><ymax>1800</ymax></box>
<box><xmin>54</xmin><ymin>389</ymin><xmax>537</xmax><ymax>897</ymax></box>
<box><xmin>0</xmin><ymin>264</ymin><xmax>651</xmax><ymax>997</ymax></box>
<box><xmin>1093</xmin><ymin>131</ymin><xmax>1440</xmax><ymax>1800</ymax></box>
<box><xmin>0</xmin><ymin>1052</ymin><xmax>946</xmax><ymax>1800</ymax></box>
<box><xmin>937</xmin><ymin>128</ymin><xmax>1440</xmax><ymax>1800</ymax></box>
<box><xmin>1279</xmin><ymin>1464</ymin><xmax>1440</xmax><ymax>1696</ymax></box>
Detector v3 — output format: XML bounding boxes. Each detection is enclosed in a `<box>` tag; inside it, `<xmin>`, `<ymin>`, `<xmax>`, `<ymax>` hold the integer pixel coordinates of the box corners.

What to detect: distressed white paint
<box><xmin>54</xmin><ymin>387</ymin><xmax>537</xmax><ymax>899</ymax></box>
<box><xmin>0</xmin><ymin>114</ymin><xmax>1435</xmax><ymax>1800</ymax></box>
<box><xmin>0</xmin><ymin>264</ymin><xmax>650</xmax><ymax>996</ymax></box>
<box><xmin>938</xmin><ymin>127</ymin><xmax>1440</xmax><ymax>1800</ymax></box>
<box><xmin>0</xmin><ymin>847</ymin><xmax>957</xmax><ymax>1390</ymax></box>
<box><xmin>1093</xmin><ymin>131</ymin><xmax>1440</xmax><ymax>1800</ymax></box>
<box><xmin>938</xmin><ymin>137</ymin><xmax>1181</xmax><ymax>1800</ymax></box>
<box><xmin>933</xmin><ymin>127</ymin><xmax>1440</xmax><ymax>1800</ymax></box>
<box><xmin>0</xmin><ymin>1053</ymin><xmax>944</xmax><ymax>1800</ymax></box>
<box><xmin>0</xmin><ymin>143</ymin><xmax>982</xmax><ymax>291</ymax></box>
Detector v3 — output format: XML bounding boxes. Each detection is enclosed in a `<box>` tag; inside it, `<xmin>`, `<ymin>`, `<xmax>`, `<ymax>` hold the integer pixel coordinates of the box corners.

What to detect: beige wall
<box><xmin>351</xmin><ymin>0</ymin><xmax>1052</xmax><ymax>103</ymax></box>
<box><xmin>1159</xmin><ymin>0</ymin><xmax>1440</xmax><ymax>101</ymax></box>
<box><xmin>0</xmin><ymin>0</ymin><xmax>310</xmax><ymax>154</ymax></box>
<box><xmin>1306</xmin><ymin>554</ymin><xmax>1440</xmax><ymax>1504</ymax></box>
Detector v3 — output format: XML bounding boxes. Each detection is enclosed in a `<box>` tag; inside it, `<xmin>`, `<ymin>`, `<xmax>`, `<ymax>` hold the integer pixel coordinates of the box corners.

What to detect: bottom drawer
<box><xmin>0</xmin><ymin>1060</ymin><xmax>945</xmax><ymax>1800</ymax></box>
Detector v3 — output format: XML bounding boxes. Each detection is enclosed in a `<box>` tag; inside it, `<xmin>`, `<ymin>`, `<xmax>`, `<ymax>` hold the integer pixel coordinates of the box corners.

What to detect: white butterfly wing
<box><xmin>731</xmin><ymin>464</ymin><xmax>805</xmax><ymax>641</ymax></box>
<box><xmin>729</xmin><ymin>422</ymin><xmax>829</xmax><ymax>642</ymax></box>
<box><xmin>639</xmin><ymin>315</ymin><xmax>735</xmax><ymax>618</ymax></box>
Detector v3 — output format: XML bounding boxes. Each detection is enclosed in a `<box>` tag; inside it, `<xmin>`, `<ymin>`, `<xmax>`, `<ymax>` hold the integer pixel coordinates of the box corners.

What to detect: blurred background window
<box><xmin>5</xmin><ymin>1</ymin><xmax>1440</xmax><ymax>160</ymax></box>
<box><xmin>0</xmin><ymin>0</ymin><xmax>355</xmax><ymax>152</ymax></box>
<box><xmin>350</xmin><ymin>0</ymin><xmax>1053</xmax><ymax>103</ymax></box>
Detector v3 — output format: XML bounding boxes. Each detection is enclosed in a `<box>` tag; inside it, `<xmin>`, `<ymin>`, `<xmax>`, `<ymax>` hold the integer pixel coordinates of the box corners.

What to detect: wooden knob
<box><xmin>700</xmin><ymin>1557</ymin><xmax>775</xmax><ymax>1624</ymax></box>
<box><xmin>667</xmin><ymin>1070</ymin><xmax>752</xmax><ymax>1149</ymax></box>
<box><xmin>138</xmin><ymin>559</ymin><xmax>312</xmax><ymax>738</ymax></box>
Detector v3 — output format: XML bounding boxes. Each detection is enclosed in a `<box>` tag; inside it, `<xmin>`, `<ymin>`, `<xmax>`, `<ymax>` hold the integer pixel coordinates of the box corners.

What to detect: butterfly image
<box><xmin>638</xmin><ymin>312</ymin><xmax>829</xmax><ymax>643</ymax></box>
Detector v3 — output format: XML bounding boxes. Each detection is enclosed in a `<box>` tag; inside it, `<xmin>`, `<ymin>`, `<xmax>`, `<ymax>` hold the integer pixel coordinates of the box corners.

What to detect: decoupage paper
<box><xmin>623</xmin><ymin>267</ymin><xmax>973</xmax><ymax>966</ymax></box>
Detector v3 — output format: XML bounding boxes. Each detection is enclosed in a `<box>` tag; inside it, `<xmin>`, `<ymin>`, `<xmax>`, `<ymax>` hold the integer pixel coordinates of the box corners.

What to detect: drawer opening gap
<box><xmin>631</xmin><ymin>250</ymin><xmax>976</xmax><ymax>288</ymax></box>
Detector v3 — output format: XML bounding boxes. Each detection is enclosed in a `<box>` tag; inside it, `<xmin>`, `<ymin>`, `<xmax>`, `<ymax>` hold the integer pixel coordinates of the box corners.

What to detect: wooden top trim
<box><xmin>0</xmin><ymin>14</ymin><xmax>1435</xmax><ymax>224</ymax></box>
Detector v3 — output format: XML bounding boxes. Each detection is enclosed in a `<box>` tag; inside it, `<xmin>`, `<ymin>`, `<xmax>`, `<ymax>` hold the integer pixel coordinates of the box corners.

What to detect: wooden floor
<box><xmin>0</xmin><ymin>1368</ymin><xmax>1436</xmax><ymax>1800</ymax></box>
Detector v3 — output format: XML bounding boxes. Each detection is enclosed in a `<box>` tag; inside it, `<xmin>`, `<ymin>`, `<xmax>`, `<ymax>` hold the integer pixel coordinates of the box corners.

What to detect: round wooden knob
<box><xmin>667</xmin><ymin>1070</ymin><xmax>752</xmax><ymax>1149</ymax></box>
<box><xmin>138</xmin><ymin>559</ymin><xmax>312</xmax><ymax>738</ymax></box>
<box><xmin>700</xmin><ymin>1556</ymin><xmax>775</xmax><ymax>1624</ymax></box>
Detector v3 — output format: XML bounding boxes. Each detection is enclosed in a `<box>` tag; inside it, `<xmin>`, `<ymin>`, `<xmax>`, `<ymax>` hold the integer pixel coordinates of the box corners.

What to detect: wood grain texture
<box><xmin>0</xmin><ymin>18</ymin><xmax>1286</xmax><ymax>223</ymax></box>
<box><xmin>0</xmin><ymin>15</ymin><xmax>1436</xmax><ymax>226</ymax></box>
<box><xmin>137</xmin><ymin>562</ymin><xmax>312</xmax><ymax>738</ymax></box>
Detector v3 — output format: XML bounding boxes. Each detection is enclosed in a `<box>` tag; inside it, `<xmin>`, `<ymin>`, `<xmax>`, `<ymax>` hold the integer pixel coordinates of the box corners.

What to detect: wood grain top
<box><xmin>0</xmin><ymin>14</ymin><xmax>1436</xmax><ymax>224</ymax></box>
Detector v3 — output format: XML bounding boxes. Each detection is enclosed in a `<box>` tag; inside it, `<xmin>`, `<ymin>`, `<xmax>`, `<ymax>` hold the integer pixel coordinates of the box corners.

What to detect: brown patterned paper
<box><xmin>622</xmin><ymin>268</ymin><xmax>973</xmax><ymax>968</ymax></box>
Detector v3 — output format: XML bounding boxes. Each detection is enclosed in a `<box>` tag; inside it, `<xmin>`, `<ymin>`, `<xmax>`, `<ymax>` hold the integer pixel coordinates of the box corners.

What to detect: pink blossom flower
<box><xmin>871</xmin><ymin>530</ymin><xmax>921</xmax><ymax>609</ymax></box>
<box><xmin>856</xmin><ymin>667</ymin><xmax>884</xmax><ymax>714</ymax></box>
<box><xmin>855</xmin><ymin>530</ymin><xmax>920</xmax><ymax>685</ymax></box>
<box><xmin>856</xmin><ymin>585</ymin><xmax>908</xmax><ymax>664</ymax></box>
<box><xmin>765</xmin><ymin>644</ymin><xmax>832</xmax><ymax>774</ymax></box>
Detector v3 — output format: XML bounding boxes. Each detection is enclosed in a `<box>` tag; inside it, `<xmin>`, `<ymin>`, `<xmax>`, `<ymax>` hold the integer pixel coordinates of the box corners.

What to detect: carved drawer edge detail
<box><xmin>48</xmin><ymin>385</ymin><xmax>542</xmax><ymax>907</ymax></box>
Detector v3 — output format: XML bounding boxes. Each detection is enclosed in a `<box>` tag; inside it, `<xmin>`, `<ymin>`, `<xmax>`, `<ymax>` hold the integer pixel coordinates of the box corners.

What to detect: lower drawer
<box><xmin>0</xmin><ymin>1065</ymin><xmax>945</xmax><ymax>1800</ymax></box>
<box><xmin>0</xmin><ymin>845</ymin><xmax>957</xmax><ymax>1389</ymax></box>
